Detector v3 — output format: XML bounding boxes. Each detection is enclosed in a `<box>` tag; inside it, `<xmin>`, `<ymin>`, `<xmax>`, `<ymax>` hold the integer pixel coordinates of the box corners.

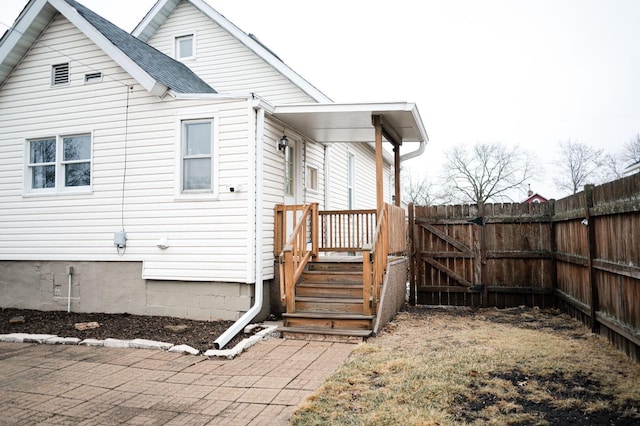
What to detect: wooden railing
<box><xmin>319</xmin><ymin>209</ymin><xmax>377</xmax><ymax>252</ymax></box>
<box><xmin>276</xmin><ymin>203</ymin><xmax>318</xmax><ymax>313</ymax></box>
<box><xmin>275</xmin><ymin>202</ymin><xmax>406</xmax><ymax>316</ymax></box>
<box><xmin>362</xmin><ymin>203</ymin><xmax>406</xmax><ymax>315</ymax></box>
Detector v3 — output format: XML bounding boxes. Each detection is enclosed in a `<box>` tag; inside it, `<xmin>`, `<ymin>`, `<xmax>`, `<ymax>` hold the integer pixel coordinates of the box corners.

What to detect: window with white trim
<box><xmin>284</xmin><ymin>145</ymin><xmax>295</xmax><ymax>197</ymax></box>
<box><xmin>27</xmin><ymin>134</ymin><xmax>92</xmax><ymax>193</ymax></box>
<box><xmin>306</xmin><ymin>165</ymin><xmax>318</xmax><ymax>192</ymax></box>
<box><xmin>175</xmin><ymin>34</ymin><xmax>194</xmax><ymax>60</ymax></box>
<box><xmin>182</xmin><ymin>119</ymin><xmax>213</xmax><ymax>192</ymax></box>
<box><xmin>347</xmin><ymin>152</ymin><xmax>355</xmax><ymax>209</ymax></box>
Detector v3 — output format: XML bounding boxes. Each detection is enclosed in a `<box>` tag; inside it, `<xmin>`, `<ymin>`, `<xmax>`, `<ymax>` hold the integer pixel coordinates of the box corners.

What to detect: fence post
<box><xmin>584</xmin><ymin>184</ymin><xmax>598</xmax><ymax>333</ymax></box>
<box><xmin>548</xmin><ymin>199</ymin><xmax>558</xmax><ymax>307</ymax></box>
<box><xmin>478</xmin><ymin>201</ymin><xmax>488</xmax><ymax>307</ymax></box>
<box><xmin>408</xmin><ymin>202</ymin><xmax>416</xmax><ymax>305</ymax></box>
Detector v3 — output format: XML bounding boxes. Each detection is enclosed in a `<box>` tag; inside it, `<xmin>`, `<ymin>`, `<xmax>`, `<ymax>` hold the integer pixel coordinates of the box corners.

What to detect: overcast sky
<box><xmin>2</xmin><ymin>0</ymin><xmax>639</xmax><ymax>200</ymax></box>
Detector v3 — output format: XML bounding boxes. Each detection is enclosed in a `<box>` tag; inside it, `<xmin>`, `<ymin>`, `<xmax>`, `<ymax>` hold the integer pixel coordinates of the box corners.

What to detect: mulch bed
<box><xmin>0</xmin><ymin>308</ymin><xmax>259</xmax><ymax>353</ymax></box>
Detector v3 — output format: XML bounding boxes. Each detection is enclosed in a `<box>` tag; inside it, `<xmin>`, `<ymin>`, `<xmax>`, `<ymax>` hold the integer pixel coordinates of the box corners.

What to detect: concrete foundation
<box><xmin>0</xmin><ymin>260</ymin><xmax>270</xmax><ymax>322</ymax></box>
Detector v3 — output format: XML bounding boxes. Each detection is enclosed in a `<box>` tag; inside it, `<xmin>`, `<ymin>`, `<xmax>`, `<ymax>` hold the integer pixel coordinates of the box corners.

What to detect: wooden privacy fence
<box><xmin>409</xmin><ymin>172</ymin><xmax>640</xmax><ymax>361</ymax></box>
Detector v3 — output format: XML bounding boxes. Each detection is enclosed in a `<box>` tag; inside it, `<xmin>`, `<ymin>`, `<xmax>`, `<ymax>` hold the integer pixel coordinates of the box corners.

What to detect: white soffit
<box><xmin>271</xmin><ymin>102</ymin><xmax>428</xmax><ymax>144</ymax></box>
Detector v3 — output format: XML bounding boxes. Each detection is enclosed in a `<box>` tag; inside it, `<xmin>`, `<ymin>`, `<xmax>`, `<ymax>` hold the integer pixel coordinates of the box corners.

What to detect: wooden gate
<box><xmin>410</xmin><ymin>204</ymin><xmax>483</xmax><ymax>306</ymax></box>
<box><xmin>409</xmin><ymin>202</ymin><xmax>554</xmax><ymax>308</ymax></box>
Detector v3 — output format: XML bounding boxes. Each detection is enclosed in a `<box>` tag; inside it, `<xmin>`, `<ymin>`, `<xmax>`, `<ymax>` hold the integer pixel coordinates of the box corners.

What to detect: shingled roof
<box><xmin>63</xmin><ymin>0</ymin><xmax>215</xmax><ymax>94</ymax></box>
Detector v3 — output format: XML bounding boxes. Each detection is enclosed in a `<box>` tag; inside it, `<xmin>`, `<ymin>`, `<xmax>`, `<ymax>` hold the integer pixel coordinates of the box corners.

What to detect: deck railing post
<box><xmin>283</xmin><ymin>245</ymin><xmax>296</xmax><ymax>313</ymax></box>
<box><xmin>362</xmin><ymin>244</ymin><xmax>372</xmax><ymax>316</ymax></box>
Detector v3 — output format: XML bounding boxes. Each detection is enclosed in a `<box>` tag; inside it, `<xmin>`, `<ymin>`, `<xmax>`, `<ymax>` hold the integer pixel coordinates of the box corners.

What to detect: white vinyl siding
<box><xmin>326</xmin><ymin>144</ymin><xmax>390</xmax><ymax>210</ymax></box>
<box><xmin>0</xmin><ymin>14</ymin><xmax>256</xmax><ymax>283</ymax></box>
<box><xmin>145</xmin><ymin>1</ymin><xmax>315</xmax><ymax>104</ymax></box>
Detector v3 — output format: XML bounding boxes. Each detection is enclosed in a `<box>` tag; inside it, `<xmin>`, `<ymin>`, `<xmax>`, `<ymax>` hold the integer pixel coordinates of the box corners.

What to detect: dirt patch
<box><xmin>291</xmin><ymin>305</ymin><xmax>640</xmax><ymax>425</ymax></box>
<box><xmin>0</xmin><ymin>308</ymin><xmax>263</xmax><ymax>353</ymax></box>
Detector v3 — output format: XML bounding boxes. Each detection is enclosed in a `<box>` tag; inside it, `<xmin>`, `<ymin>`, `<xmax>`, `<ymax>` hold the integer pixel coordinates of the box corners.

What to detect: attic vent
<box><xmin>52</xmin><ymin>63</ymin><xmax>69</xmax><ymax>86</ymax></box>
<box><xmin>84</xmin><ymin>72</ymin><xmax>102</xmax><ymax>83</ymax></box>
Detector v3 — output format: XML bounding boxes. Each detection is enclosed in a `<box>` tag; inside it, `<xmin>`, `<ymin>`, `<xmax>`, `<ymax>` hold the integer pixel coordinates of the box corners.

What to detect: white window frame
<box><xmin>347</xmin><ymin>151</ymin><xmax>356</xmax><ymax>209</ymax></box>
<box><xmin>24</xmin><ymin>133</ymin><xmax>93</xmax><ymax>196</ymax></box>
<box><xmin>174</xmin><ymin>33</ymin><xmax>196</xmax><ymax>60</ymax></box>
<box><xmin>306</xmin><ymin>164</ymin><xmax>319</xmax><ymax>193</ymax></box>
<box><xmin>284</xmin><ymin>144</ymin><xmax>295</xmax><ymax>198</ymax></box>
<box><xmin>175</xmin><ymin>113</ymin><xmax>219</xmax><ymax>200</ymax></box>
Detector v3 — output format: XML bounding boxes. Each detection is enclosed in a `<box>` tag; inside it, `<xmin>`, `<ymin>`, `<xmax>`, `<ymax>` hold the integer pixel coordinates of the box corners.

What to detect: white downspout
<box><xmin>213</xmin><ymin>106</ymin><xmax>265</xmax><ymax>349</ymax></box>
<box><xmin>399</xmin><ymin>140</ymin><xmax>426</xmax><ymax>163</ymax></box>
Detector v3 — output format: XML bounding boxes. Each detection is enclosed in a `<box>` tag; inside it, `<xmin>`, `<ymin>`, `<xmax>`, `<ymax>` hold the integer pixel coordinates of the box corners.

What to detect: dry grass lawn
<box><xmin>290</xmin><ymin>306</ymin><xmax>640</xmax><ymax>425</ymax></box>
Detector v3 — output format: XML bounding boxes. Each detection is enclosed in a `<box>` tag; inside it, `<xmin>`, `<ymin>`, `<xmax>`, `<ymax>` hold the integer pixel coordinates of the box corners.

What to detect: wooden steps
<box><xmin>281</xmin><ymin>257</ymin><xmax>375</xmax><ymax>341</ymax></box>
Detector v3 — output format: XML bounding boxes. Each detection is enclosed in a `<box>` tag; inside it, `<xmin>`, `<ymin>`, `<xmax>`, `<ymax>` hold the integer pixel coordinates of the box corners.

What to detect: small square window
<box><xmin>306</xmin><ymin>165</ymin><xmax>318</xmax><ymax>191</ymax></box>
<box><xmin>175</xmin><ymin>34</ymin><xmax>194</xmax><ymax>59</ymax></box>
<box><xmin>52</xmin><ymin>63</ymin><xmax>69</xmax><ymax>86</ymax></box>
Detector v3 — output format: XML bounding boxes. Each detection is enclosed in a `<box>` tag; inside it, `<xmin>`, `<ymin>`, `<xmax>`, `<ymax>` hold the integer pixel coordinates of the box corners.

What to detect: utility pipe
<box><xmin>66</xmin><ymin>266</ymin><xmax>73</xmax><ymax>313</ymax></box>
<box><xmin>213</xmin><ymin>106</ymin><xmax>265</xmax><ymax>349</ymax></box>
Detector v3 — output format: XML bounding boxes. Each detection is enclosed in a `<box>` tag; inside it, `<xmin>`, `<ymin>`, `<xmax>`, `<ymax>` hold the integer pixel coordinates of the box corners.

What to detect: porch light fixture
<box><xmin>278</xmin><ymin>134</ymin><xmax>288</xmax><ymax>151</ymax></box>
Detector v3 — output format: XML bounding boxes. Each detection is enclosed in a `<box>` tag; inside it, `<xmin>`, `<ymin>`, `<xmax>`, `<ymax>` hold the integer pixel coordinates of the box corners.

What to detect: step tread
<box><xmin>279</xmin><ymin>326</ymin><xmax>372</xmax><ymax>337</ymax></box>
<box><xmin>298</xmin><ymin>281</ymin><xmax>363</xmax><ymax>287</ymax></box>
<box><xmin>295</xmin><ymin>296</ymin><xmax>363</xmax><ymax>303</ymax></box>
<box><xmin>283</xmin><ymin>312</ymin><xmax>374</xmax><ymax>320</ymax></box>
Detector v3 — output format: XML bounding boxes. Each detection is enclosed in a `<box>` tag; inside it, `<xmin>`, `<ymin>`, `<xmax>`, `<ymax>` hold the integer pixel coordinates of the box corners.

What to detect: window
<box><xmin>182</xmin><ymin>120</ymin><xmax>213</xmax><ymax>192</ymax></box>
<box><xmin>27</xmin><ymin>134</ymin><xmax>91</xmax><ymax>193</ymax></box>
<box><xmin>347</xmin><ymin>152</ymin><xmax>355</xmax><ymax>209</ymax></box>
<box><xmin>175</xmin><ymin>34</ymin><xmax>194</xmax><ymax>60</ymax></box>
<box><xmin>306</xmin><ymin>165</ymin><xmax>318</xmax><ymax>192</ymax></box>
<box><xmin>284</xmin><ymin>145</ymin><xmax>294</xmax><ymax>197</ymax></box>
<box><xmin>51</xmin><ymin>63</ymin><xmax>69</xmax><ymax>86</ymax></box>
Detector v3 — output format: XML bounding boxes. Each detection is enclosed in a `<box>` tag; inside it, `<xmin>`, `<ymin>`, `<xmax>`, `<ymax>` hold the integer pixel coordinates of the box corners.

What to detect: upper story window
<box><xmin>175</xmin><ymin>34</ymin><xmax>195</xmax><ymax>60</ymax></box>
<box><xmin>26</xmin><ymin>134</ymin><xmax>92</xmax><ymax>194</ymax></box>
<box><xmin>51</xmin><ymin>63</ymin><xmax>69</xmax><ymax>86</ymax></box>
<box><xmin>182</xmin><ymin>120</ymin><xmax>213</xmax><ymax>192</ymax></box>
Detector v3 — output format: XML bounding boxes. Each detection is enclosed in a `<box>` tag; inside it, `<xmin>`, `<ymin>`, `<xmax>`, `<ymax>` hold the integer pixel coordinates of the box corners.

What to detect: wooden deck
<box><xmin>275</xmin><ymin>204</ymin><xmax>407</xmax><ymax>341</ymax></box>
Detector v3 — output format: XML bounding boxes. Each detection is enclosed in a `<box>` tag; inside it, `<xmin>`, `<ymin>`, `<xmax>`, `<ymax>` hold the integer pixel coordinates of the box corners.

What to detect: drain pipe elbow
<box><xmin>399</xmin><ymin>140</ymin><xmax>426</xmax><ymax>164</ymax></box>
<box><xmin>213</xmin><ymin>107</ymin><xmax>266</xmax><ymax>350</ymax></box>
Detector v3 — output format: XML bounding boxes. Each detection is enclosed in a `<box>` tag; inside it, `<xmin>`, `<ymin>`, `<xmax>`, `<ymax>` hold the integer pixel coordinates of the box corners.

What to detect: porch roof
<box><xmin>270</xmin><ymin>102</ymin><xmax>428</xmax><ymax>145</ymax></box>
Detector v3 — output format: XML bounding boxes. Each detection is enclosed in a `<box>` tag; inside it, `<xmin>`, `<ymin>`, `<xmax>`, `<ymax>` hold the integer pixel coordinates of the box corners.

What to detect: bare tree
<box><xmin>402</xmin><ymin>174</ymin><xmax>435</xmax><ymax>206</ymax></box>
<box><xmin>442</xmin><ymin>142</ymin><xmax>538</xmax><ymax>204</ymax></box>
<box><xmin>600</xmin><ymin>153</ymin><xmax>626</xmax><ymax>181</ymax></box>
<box><xmin>553</xmin><ymin>140</ymin><xmax>603</xmax><ymax>195</ymax></box>
<box><xmin>622</xmin><ymin>134</ymin><xmax>640</xmax><ymax>166</ymax></box>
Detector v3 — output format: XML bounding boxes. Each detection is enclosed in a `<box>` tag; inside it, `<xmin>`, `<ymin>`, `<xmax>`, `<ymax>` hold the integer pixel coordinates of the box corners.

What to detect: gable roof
<box><xmin>132</xmin><ymin>0</ymin><xmax>332</xmax><ymax>103</ymax></box>
<box><xmin>0</xmin><ymin>0</ymin><xmax>215</xmax><ymax>96</ymax></box>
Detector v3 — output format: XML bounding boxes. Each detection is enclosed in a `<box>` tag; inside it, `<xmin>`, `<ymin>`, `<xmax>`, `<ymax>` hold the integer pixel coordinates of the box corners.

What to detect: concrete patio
<box><xmin>0</xmin><ymin>338</ymin><xmax>357</xmax><ymax>425</ymax></box>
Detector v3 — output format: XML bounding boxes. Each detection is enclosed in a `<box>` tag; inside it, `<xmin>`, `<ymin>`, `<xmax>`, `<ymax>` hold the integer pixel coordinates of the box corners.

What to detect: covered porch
<box><xmin>269</xmin><ymin>102</ymin><xmax>428</xmax><ymax>339</ymax></box>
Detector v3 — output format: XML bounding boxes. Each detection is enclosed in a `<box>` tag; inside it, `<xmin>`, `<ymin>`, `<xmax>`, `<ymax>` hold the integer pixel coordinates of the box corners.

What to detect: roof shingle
<box><xmin>64</xmin><ymin>0</ymin><xmax>215</xmax><ymax>94</ymax></box>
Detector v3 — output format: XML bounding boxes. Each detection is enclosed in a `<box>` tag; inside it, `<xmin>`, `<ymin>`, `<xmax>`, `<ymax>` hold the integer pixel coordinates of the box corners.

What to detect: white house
<box><xmin>0</xmin><ymin>0</ymin><xmax>427</xmax><ymax>344</ymax></box>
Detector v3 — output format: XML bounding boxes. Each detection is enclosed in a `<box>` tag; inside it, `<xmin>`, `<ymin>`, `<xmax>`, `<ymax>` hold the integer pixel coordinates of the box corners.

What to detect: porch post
<box><xmin>394</xmin><ymin>144</ymin><xmax>401</xmax><ymax>207</ymax></box>
<box><xmin>373</xmin><ymin>115</ymin><xmax>384</xmax><ymax>211</ymax></box>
